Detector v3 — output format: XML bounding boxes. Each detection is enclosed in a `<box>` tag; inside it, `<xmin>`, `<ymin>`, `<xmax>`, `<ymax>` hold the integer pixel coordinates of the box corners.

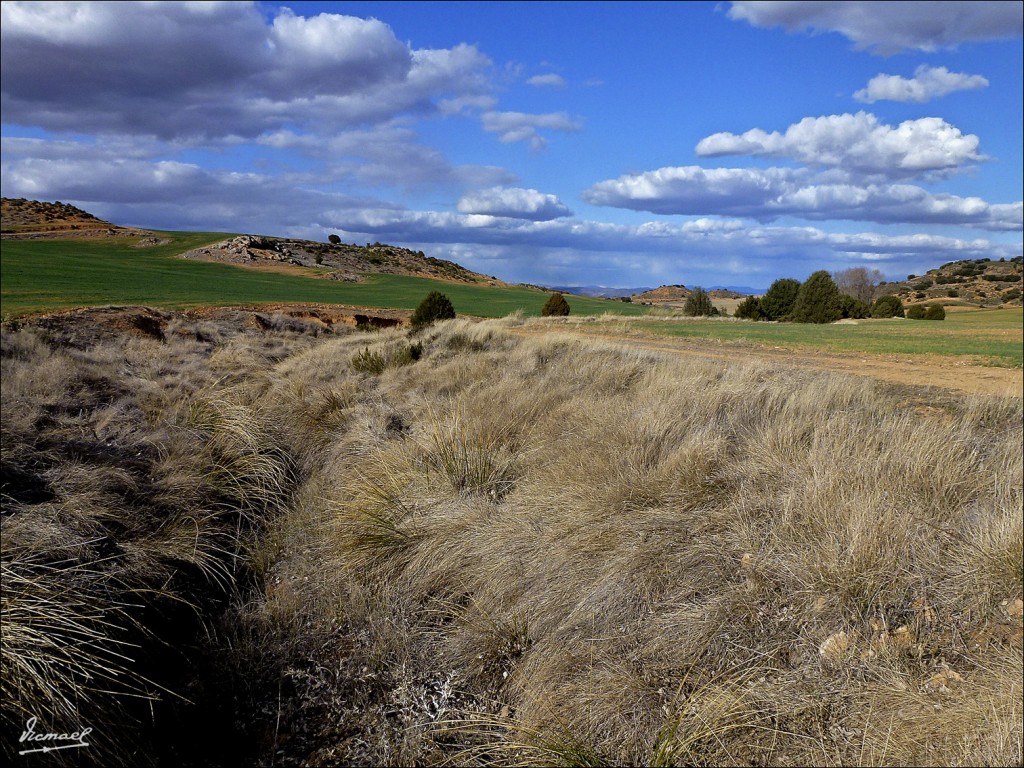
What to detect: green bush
<box><xmin>791</xmin><ymin>271</ymin><xmax>842</xmax><ymax>324</ymax></box>
<box><xmin>906</xmin><ymin>304</ymin><xmax>926</xmax><ymax>320</ymax></box>
<box><xmin>924</xmin><ymin>304</ymin><xmax>946</xmax><ymax>321</ymax></box>
<box><xmin>839</xmin><ymin>294</ymin><xmax>870</xmax><ymax>319</ymax></box>
<box><xmin>871</xmin><ymin>294</ymin><xmax>905</xmax><ymax>318</ymax></box>
<box><xmin>759</xmin><ymin>278</ymin><xmax>801</xmax><ymax>320</ymax></box>
<box><xmin>734</xmin><ymin>296</ymin><xmax>763</xmax><ymax>320</ymax></box>
<box><xmin>411</xmin><ymin>291</ymin><xmax>456</xmax><ymax>328</ymax></box>
<box><xmin>947</xmin><ymin>289</ymin><xmax>959</xmax><ymax>298</ymax></box>
<box><xmin>1002</xmin><ymin>288</ymin><xmax>1021</xmax><ymax>301</ymax></box>
<box><xmin>328</xmin><ymin>234</ymin><xmax>341</xmax><ymax>245</ymax></box>
<box><xmin>682</xmin><ymin>287</ymin><xmax>714</xmax><ymax>317</ymax></box>
<box><xmin>912</xmin><ymin>279</ymin><xmax>933</xmax><ymax>290</ymax></box>
<box><xmin>541</xmin><ymin>292</ymin><xmax>571</xmax><ymax>317</ymax></box>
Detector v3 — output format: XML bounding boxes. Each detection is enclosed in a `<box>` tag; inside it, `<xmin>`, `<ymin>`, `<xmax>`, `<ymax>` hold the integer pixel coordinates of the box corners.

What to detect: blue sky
<box><xmin>2</xmin><ymin>1</ymin><xmax>1021</xmax><ymax>290</ymax></box>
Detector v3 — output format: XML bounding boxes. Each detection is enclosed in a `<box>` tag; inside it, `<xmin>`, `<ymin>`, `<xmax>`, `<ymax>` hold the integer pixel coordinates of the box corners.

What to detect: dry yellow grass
<box><xmin>2</xmin><ymin>310</ymin><xmax>1021</xmax><ymax>766</ymax></box>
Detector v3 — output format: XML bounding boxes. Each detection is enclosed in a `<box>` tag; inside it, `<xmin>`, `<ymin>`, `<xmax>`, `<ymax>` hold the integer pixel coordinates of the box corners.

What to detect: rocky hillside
<box><xmin>1</xmin><ymin>197</ymin><xmax>150</xmax><ymax>239</ymax></box>
<box><xmin>182</xmin><ymin>234</ymin><xmax>505</xmax><ymax>286</ymax></box>
<box><xmin>2</xmin><ymin>198</ymin><xmax>504</xmax><ymax>285</ymax></box>
<box><xmin>632</xmin><ymin>284</ymin><xmax>747</xmax><ymax>306</ymax></box>
<box><xmin>889</xmin><ymin>256</ymin><xmax>1023</xmax><ymax>308</ymax></box>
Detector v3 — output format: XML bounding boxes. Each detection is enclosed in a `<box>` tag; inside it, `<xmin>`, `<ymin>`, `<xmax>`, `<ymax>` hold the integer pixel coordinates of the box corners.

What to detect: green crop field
<box><xmin>0</xmin><ymin>233</ymin><xmax>648</xmax><ymax>318</ymax></box>
<box><xmin>611</xmin><ymin>308</ymin><xmax>1024</xmax><ymax>367</ymax></box>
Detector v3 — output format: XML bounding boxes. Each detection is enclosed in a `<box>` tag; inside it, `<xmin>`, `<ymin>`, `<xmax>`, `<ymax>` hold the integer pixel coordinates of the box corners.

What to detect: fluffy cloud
<box><xmin>480</xmin><ymin>111</ymin><xmax>583</xmax><ymax>150</ymax></box>
<box><xmin>582</xmin><ymin>165</ymin><xmax>1021</xmax><ymax>231</ymax></box>
<box><xmin>727</xmin><ymin>1</ymin><xmax>1023</xmax><ymax>54</ymax></box>
<box><xmin>324</xmin><ymin>207</ymin><xmax>1019</xmax><ymax>286</ymax></box>
<box><xmin>0</xmin><ymin>1</ymin><xmax>491</xmax><ymax>140</ymax></box>
<box><xmin>855</xmin><ymin>65</ymin><xmax>989</xmax><ymax>103</ymax></box>
<box><xmin>3</xmin><ymin>136</ymin><xmax>1016</xmax><ymax>287</ymax></box>
<box><xmin>695</xmin><ymin>112</ymin><xmax>984</xmax><ymax>180</ymax></box>
<box><xmin>456</xmin><ymin>187</ymin><xmax>572</xmax><ymax>220</ymax></box>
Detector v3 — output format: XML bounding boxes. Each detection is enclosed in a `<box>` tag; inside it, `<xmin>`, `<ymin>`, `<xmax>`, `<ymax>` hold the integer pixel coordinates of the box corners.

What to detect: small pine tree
<box><xmin>791</xmin><ymin>271</ymin><xmax>842</xmax><ymax>324</ymax></box>
<box><xmin>759</xmin><ymin>278</ymin><xmax>801</xmax><ymax>320</ymax></box>
<box><xmin>924</xmin><ymin>304</ymin><xmax>946</xmax><ymax>321</ymax></box>
<box><xmin>683</xmin><ymin>287</ymin><xmax>714</xmax><ymax>317</ymax></box>
<box><xmin>838</xmin><ymin>294</ymin><xmax>870</xmax><ymax>319</ymax></box>
<box><xmin>541</xmin><ymin>292</ymin><xmax>571</xmax><ymax>317</ymax></box>
<box><xmin>410</xmin><ymin>291</ymin><xmax>456</xmax><ymax>328</ymax></box>
<box><xmin>871</xmin><ymin>294</ymin><xmax>905</xmax><ymax>318</ymax></box>
<box><xmin>734</xmin><ymin>296</ymin><xmax>763</xmax><ymax>320</ymax></box>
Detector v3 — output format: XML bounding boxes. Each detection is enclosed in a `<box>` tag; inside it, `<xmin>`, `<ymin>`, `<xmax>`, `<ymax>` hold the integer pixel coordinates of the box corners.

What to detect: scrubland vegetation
<box><xmin>1</xmin><ymin>309</ymin><xmax>1022</xmax><ymax>766</ymax></box>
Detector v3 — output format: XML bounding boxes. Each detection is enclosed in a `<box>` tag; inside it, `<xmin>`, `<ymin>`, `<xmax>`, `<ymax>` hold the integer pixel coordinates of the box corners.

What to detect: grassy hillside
<box><xmin>0</xmin><ymin>233</ymin><xmax>647</xmax><ymax>318</ymax></box>
<box><xmin>2</xmin><ymin>312</ymin><xmax>1020</xmax><ymax>765</ymax></box>
<box><xmin>585</xmin><ymin>308</ymin><xmax>1023</xmax><ymax>368</ymax></box>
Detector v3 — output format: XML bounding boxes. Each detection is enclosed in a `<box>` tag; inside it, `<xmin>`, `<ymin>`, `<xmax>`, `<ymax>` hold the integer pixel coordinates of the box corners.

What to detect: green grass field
<box><xmin>610</xmin><ymin>308</ymin><xmax>1024</xmax><ymax>367</ymax></box>
<box><xmin>3</xmin><ymin>233</ymin><xmax>1020</xmax><ymax>367</ymax></box>
<box><xmin>0</xmin><ymin>232</ymin><xmax>648</xmax><ymax>318</ymax></box>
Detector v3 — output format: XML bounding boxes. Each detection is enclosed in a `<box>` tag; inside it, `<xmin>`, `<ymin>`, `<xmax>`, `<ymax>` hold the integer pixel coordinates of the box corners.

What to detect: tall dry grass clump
<box><xmin>0</xmin><ymin>312</ymin><xmax>316</xmax><ymax>764</ymax></box>
<box><xmin>2</xmin><ymin>310</ymin><xmax>1021</xmax><ymax>766</ymax></box>
<box><xmin>239</xmin><ymin>316</ymin><xmax>1022</xmax><ymax>766</ymax></box>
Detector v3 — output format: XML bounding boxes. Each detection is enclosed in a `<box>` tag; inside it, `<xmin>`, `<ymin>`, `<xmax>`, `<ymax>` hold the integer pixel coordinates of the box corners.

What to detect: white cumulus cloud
<box><xmin>0</xmin><ymin>1</ymin><xmax>492</xmax><ymax>140</ymax></box>
<box><xmin>457</xmin><ymin>187</ymin><xmax>572</xmax><ymax>220</ymax></box>
<box><xmin>727</xmin><ymin>1</ymin><xmax>1023</xmax><ymax>54</ymax></box>
<box><xmin>582</xmin><ymin>164</ymin><xmax>1021</xmax><ymax>231</ymax></box>
<box><xmin>855</xmin><ymin>65</ymin><xmax>989</xmax><ymax>103</ymax></box>
<box><xmin>695</xmin><ymin>112</ymin><xmax>984</xmax><ymax>180</ymax></box>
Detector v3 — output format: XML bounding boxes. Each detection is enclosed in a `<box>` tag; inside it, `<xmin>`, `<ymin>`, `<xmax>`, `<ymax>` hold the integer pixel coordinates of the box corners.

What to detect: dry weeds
<box><xmin>2</xmin><ymin>310</ymin><xmax>1021</xmax><ymax>766</ymax></box>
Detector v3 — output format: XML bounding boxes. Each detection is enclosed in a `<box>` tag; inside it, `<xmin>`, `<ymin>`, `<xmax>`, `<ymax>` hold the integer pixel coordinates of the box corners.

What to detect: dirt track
<box><xmin>510</xmin><ymin>324</ymin><xmax>1023</xmax><ymax>398</ymax></box>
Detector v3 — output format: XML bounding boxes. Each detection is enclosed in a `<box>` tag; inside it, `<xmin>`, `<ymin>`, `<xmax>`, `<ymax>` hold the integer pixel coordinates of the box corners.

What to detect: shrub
<box><xmin>871</xmin><ymin>294</ymin><xmax>905</xmax><ymax>318</ymax></box>
<box><xmin>839</xmin><ymin>294</ymin><xmax>870</xmax><ymax>319</ymax></box>
<box><xmin>733</xmin><ymin>297</ymin><xmax>761</xmax><ymax>320</ymax></box>
<box><xmin>759</xmin><ymin>278</ymin><xmax>801</xmax><ymax>320</ymax></box>
<box><xmin>906</xmin><ymin>304</ymin><xmax>926</xmax><ymax>320</ymax></box>
<box><xmin>947</xmin><ymin>289</ymin><xmax>959</xmax><ymax>298</ymax></box>
<box><xmin>912</xmin><ymin>279</ymin><xmax>933</xmax><ymax>290</ymax></box>
<box><xmin>328</xmin><ymin>234</ymin><xmax>341</xmax><ymax>245</ymax></box>
<box><xmin>791</xmin><ymin>271</ymin><xmax>842</xmax><ymax>324</ymax></box>
<box><xmin>682</xmin><ymin>287</ymin><xmax>714</xmax><ymax>317</ymax></box>
<box><xmin>411</xmin><ymin>291</ymin><xmax>456</xmax><ymax>329</ymax></box>
<box><xmin>924</xmin><ymin>304</ymin><xmax>946</xmax><ymax>321</ymax></box>
<box><xmin>541</xmin><ymin>292</ymin><xmax>571</xmax><ymax>317</ymax></box>
<box><xmin>1002</xmin><ymin>288</ymin><xmax>1021</xmax><ymax>301</ymax></box>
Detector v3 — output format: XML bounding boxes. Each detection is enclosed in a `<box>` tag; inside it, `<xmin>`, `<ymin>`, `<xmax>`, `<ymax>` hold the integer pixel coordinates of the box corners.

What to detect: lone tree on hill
<box><xmin>759</xmin><ymin>278</ymin><xmax>801</xmax><ymax>320</ymax></box>
<box><xmin>411</xmin><ymin>291</ymin><xmax>455</xmax><ymax>328</ymax></box>
<box><xmin>541</xmin><ymin>292</ymin><xmax>571</xmax><ymax>316</ymax></box>
<box><xmin>328</xmin><ymin>234</ymin><xmax>341</xmax><ymax>244</ymax></box>
<box><xmin>791</xmin><ymin>271</ymin><xmax>842</xmax><ymax>324</ymax></box>
<box><xmin>683</xmin><ymin>287</ymin><xmax>715</xmax><ymax>317</ymax></box>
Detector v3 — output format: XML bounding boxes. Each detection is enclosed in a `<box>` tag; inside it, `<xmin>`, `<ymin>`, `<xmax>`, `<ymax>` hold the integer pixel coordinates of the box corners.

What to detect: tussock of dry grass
<box><xmin>3</xmin><ymin>312</ymin><xmax>1021</xmax><ymax>766</ymax></box>
<box><xmin>237</xmin><ymin>317</ymin><xmax>1021</xmax><ymax>766</ymax></box>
